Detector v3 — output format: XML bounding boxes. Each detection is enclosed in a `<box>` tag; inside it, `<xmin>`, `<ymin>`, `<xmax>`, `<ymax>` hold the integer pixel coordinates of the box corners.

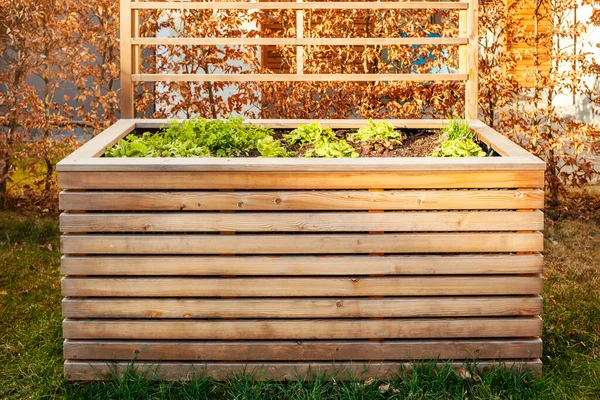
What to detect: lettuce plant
<box><xmin>352</xmin><ymin>119</ymin><xmax>402</xmax><ymax>143</ymax></box>
<box><xmin>432</xmin><ymin>119</ymin><xmax>486</xmax><ymax>157</ymax></box>
<box><xmin>285</xmin><ymin>122</ymin><xmax>358</xmax><ymax>158</ymax></box>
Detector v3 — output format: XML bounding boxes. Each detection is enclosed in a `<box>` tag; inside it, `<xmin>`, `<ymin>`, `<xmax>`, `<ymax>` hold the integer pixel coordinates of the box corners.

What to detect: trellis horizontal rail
<box><xmin>131</xmin><ymin>2</ymin><xmax>469</xmax><ymax>10</ymax></box>
<box><xmin>132</xmin><ymin>37</ymin><xmax>468</xmax><ymax>46</ymax></box>
<box><xmin>132</xmin><ymin>73</ymin><xmax>468</xmax><ymax>82</ymax></box>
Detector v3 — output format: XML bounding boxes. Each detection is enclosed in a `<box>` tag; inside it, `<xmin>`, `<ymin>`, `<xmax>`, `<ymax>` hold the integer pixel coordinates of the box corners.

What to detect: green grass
<box><xmin>0</xmin><ymin>211</ymin><xmax>599</xmax><ymax>399</ymax></box>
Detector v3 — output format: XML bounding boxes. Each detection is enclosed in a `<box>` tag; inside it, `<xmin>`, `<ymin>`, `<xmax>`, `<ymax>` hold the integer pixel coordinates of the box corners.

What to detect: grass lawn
<box><xmin>0</xmin><ymin>210</ymin><xmax>598</xmax><ymax>399</ymax></box>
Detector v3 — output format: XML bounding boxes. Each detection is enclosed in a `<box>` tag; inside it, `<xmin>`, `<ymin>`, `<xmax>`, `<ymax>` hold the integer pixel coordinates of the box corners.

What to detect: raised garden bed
<box><xmin>57</xmin><ymin>0</ymin><xmax>545</xmax><ymax>381</ymax></box>
<box><xmin>58</xmin><ymin>118</ymin><xmax>545</xmax><ymax>381</ymax></box>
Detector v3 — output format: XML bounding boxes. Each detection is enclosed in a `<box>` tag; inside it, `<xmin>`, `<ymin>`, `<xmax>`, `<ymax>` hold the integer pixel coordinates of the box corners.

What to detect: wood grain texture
<box><xmin>61</xmin><ymin>277</ymin><xmax>543</xmax><ymax>297</ymax></box>
<box><xmin>62</xmin><ymin>297</ymin><xmax>543</xmax><ymax>318</ymax></box>
<box><xmin>134</xmin><ymin>118</ymin><xmax>455</xmax><ymax>129</ymax></box>
<box><xmin>63</xmin><ymin>338</ymin><xmax>543</xmax><ymax>360</ymax></box>
<box><xmin>60</xmin><ymin>232</ymin><xmax>544</xmax><ymax>255</ymax></box>
<box><xmin>58</xmin><ymin>157</ymin><xmax>545</xmax><ymax>172</ymax></box>
<box><xmin>58</xmin><ymin>156</ymin><xmax>544</xmax><ymax>172</ymax></box>
<box><xmin>465</xmin><ymin>0</ymin><xmax>478</xmax><ymax>119</ymax></box>
<box><xmin>64</xmin><ymin>360</ymin><xmax>543</xmax><ymax>381</ymax></box>
<box><xmin>59</xmin><ymin>189</ymin><xmax>545</xmax><ymax>211</ymax></box>
<box><xmin>471</xmin><ymin>121</ymin><xmax>539</xmax><ymax>159</ymax></box>
<box><xmin>62</xmin><ymin>317</ymin><xmax>543</xmax><ymax>340</ymax></box>
<box><xmin>61</xmin><ymin>254</ymin><xmax>544</xmax><ymax>276</ymax></box>
<box><xmin>119</xmin><ymin>1</ymin><xmax>133</xmax><ymax>118</ymax></box>
<box><xmin>60</xmin><ymin>211</ymin><xmax>544</xmax><ymax>233</ymax></box>
<box><xmin>58</xmin><ymin>170</ymin><xmax>544</xmax><ymax>190</ymax></box>
<box><xmin>296</xmin><ymin>0</ymin><xmax>304</xmax><ymax>74</ymax></box>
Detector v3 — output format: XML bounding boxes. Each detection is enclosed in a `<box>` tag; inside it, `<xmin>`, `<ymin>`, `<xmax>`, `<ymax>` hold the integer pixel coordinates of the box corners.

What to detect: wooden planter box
<box><xmin>58</xmin><ymin>118</ymin><xmax>545</xmax><ymax>380</ymax></box>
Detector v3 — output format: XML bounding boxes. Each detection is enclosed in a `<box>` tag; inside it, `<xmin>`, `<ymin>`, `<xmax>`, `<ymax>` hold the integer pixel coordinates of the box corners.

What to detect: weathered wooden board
<box><xmin>60</xmin><ymin>232</ymin><xmax>544</xmax><ymax>254</ymax></box>
<box><xmin>63</xmin><ymin>317</ymin><xmax>543</xmax><ymax>340</ymax></box>
<box><xmin>63</xmin><ymin>338</ymin><xmax>543</xmax><ymax>360</ymax></box>
<box><xmin>61</xmin><ymin>277</ymin><xmax>543</xmax><ymax>297</ymax></box>
<box><xmin>64</xmin><ymin>360</ymin><xmax>543</xmax><ymax>381</ymax></box>
<box><xmin>59</xmin><ymin>189</ymin><xmax>545</xmax><ymax>211</ymax></box>
<box><xmin>61</xmin><ymin>254</ymin><xmax>544</xmax><ymax>276</ymax></box>
<box><xmin>62</xmin><ymin>297</ymin><xmax>543</xmax><ymax>318</ymax></box>
<box><xmin>60</xmin><ymin>211</ymin><xmax>544</xmax><ymax>233</ymax></box>
<box><xmin>58</xmin><ymin>170</ymin><xmax>544</xmax><ymax>190</ymax></box>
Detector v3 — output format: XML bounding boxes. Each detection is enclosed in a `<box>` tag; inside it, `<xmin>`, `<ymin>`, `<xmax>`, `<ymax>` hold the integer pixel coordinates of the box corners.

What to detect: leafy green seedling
<box><xmin>286</xmin><ymin>122</ymin><xmax>358</xmax><ymax>158</ymax></box>
<box><xmin>432</xmin><ymin>138</ymin><xmax>486</xmax><ymax>157</ymax></box>
<box><xmin>431</xmin><ymin>118</ymin><xmax>486</xmax><ymax>157</ymax></box>
<box><xmin>441</xmin><ymin>118</ymin><xmax>473</xmax><ymax>141</ymax></box>
<box><xmin>352</xmin><ymin>119</ymin><xmax>402</xmax><ymax>143</ymax></box>
<box><xmin>257</xmin><ymin>136</ymin><xmax>289</xmax><ymax>157</ymax></box>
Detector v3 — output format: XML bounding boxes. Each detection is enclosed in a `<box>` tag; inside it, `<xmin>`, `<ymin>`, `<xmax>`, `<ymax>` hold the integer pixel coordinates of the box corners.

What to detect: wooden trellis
<box><xmin>120</xmin><ymin>0</ymin><xmax>479</xmax><ymax>119</ymax></box>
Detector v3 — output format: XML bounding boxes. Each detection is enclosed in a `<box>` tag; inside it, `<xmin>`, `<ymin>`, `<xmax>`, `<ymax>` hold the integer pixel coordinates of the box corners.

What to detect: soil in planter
<box><xmin>348</xmin><ymin>130</ymin><xmax>442</xmax><ymax>158</ymax></box>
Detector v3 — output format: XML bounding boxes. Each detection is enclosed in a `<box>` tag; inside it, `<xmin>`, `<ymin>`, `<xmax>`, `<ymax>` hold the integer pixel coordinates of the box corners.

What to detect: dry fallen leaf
<box><xmin>378</xmin><ymin>383</ymin><xmax>390</xmax><ymax>393</ymax></box>
<box><xmin>457</xmin><ymin>368</ymin><xmax>472</xmax><ymax>380</ymax></box>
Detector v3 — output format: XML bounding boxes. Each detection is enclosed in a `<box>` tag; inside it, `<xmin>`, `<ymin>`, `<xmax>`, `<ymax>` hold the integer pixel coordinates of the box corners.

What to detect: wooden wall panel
<box><xmin>505</xmin><ymin>0</ymin><xmax>552</xmax><ymax>88</ymax></box>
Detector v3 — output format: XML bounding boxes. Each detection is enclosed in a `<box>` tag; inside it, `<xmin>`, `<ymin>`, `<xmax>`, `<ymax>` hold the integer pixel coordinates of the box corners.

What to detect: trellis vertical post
<box><xmin>132</xmin><ymin>9</ymin><xmax>141</xmax><ymax>76</ymax></box>
<box><xmin>120</xmin><ymin>0</ymin><xmax>134</xmax><ymax>118</ymax></box>
<box><xmin>296</xmin><ymin>0</ymin><xmax>304</xmax><ymax>74</ymax></box>
<box><xmin>459</xmin><ymin>9</ymin><xmax>467</xmax><ymax>80</ymax></box>
<box><xmin>465</xmin><ymin>0</ymin><xmax>479</xmax><ymax>119</ymax></box>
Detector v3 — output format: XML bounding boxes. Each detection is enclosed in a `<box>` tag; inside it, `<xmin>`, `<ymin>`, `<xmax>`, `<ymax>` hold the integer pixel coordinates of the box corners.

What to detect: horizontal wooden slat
<box><xmin>59</xmin><ymin>189</ymin><xmax>545</xmax><ymax>211</ymax></box>
<box><xmin>131</xmin><ymin>2</ymin><xmax>470</xmax><ymax>10</ymax></box>
<box><xmin>132</xmin><ymin>73</ymin><xmax>469</xmax><ymax>82</ymax></box>
<box><xmin>64</xmin><ymin>360</ymin><xmax>543</xmax><ymax>381</ymax></box>
<box><xmin>132</xmin><ymin>37</ymin><xmax>468</xmax><ymax>46</ymax></box>
<box><xmin>60</xmin><ymin>211</ymin><xmax>544</xmax><ymax>233</ymax></box>
<box><xmin>125</xmin><ymin>118</ymin><xmax>447</xmax><ymax>130</ymax></box>
<box><xmin>58</xmin><ymin>170</ymin><xmax>545</xmax><ymax>190</ymax></box>
<box><xmin>63</xmin><ymin>338</ymin><xmax>543</xmax><ymax>360</ymax></box>
<box><xmin>62</xmin><ymin>297</ymin><xmax>543</xmax><ymax>318</ymax></box>
<box><xmin>63</xmin><ymin>317</ymin><xmax>542</xmax><ymax>339</ymax></box>
<box><xmin>58</xmin><ymin>157</ymin><xmax>545</xmax><ymax>172</ymax></box>
<box><xmin>61</xmin><ymin>277</ymin><xmax>543</xmax><ymax>297</ymax></box>
<box><xmin>60</xmin><ymin>232</ymin><xmax>544</xmax><ymax>255</ymax></box>
<box><xmin>61</xmin><ymin>254</ymin><xmax>544</xmax><ymax>276</ymax></box>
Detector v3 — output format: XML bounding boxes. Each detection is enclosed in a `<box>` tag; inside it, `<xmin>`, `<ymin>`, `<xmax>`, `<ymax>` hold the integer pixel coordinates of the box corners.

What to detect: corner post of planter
<box><xmin>465</xmin><ymin>0</ymin><xmax>479</xmax><ymax>119</ymax></box>
<box><xmin>120</xmin><ymin>0</ymin><xmax>134</xmax><ymax>119</ymax></box>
